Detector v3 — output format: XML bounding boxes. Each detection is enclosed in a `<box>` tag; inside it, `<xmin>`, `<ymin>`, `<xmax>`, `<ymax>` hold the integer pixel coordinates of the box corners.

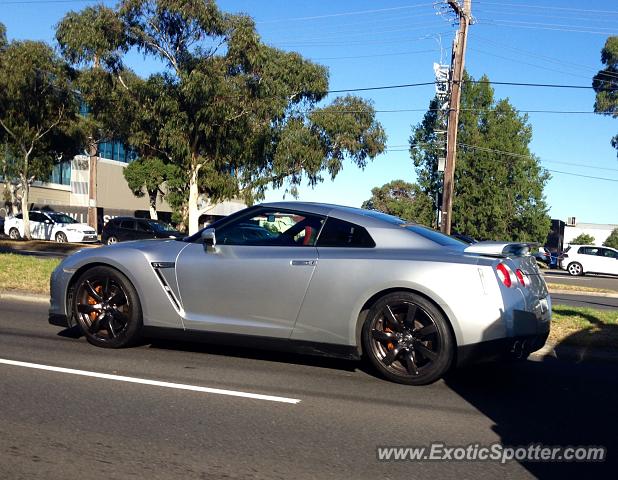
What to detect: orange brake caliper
<box><xmin>87</xmin><ymin>286</ymin><xmax>103</xmax><ymax>321</ymax></box>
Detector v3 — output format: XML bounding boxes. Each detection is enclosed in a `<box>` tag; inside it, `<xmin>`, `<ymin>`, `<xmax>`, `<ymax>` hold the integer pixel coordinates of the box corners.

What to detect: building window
<box><xmin>49</xmin><ymin>161</ymin><xmax>71</xmax><ymax>186</ymax></box>
<box><xmin>98</xmin><ymin>140</ymin><xmax>137</xmax><ymax>163</ymax></box>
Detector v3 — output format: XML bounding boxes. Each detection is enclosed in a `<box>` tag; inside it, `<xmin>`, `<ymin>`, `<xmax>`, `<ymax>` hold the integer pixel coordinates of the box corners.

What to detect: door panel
<box><xmin>175</xmin><ymin>243</ymin><xmax>318</xmax><ymax>338</ymax></box>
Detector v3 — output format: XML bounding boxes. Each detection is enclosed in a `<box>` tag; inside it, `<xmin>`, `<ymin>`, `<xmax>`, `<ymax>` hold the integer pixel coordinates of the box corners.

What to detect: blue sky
<box><xmin>2</xmin><ymin>0</ymin><xmax>617</xmax><ymax>224</ymax></box>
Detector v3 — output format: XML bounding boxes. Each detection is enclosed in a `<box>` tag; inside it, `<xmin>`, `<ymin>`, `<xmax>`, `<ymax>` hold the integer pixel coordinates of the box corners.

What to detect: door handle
<box><xmin>291</xmin><ymin>260</ymin><xmax>317</xmax><ymax>266</ymax></box>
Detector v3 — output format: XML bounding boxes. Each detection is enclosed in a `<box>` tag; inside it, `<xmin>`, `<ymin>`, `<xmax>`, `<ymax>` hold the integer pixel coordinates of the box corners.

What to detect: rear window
<box><xmin>317</xmin><ymin>217</ymin><xmax>375</xmax><ymax>248</ymax></box>
<box><xmin>405</xmin><ymin>225</ymin><xmax>466</xmax><ymax>248</ymax></box>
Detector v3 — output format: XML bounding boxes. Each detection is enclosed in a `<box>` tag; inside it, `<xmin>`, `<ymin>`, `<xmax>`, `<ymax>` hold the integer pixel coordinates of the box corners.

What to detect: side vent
<box><xmin>151</xmin><ymin>262</ymin><xmax>181</xmax><ymax>311</ymax></box>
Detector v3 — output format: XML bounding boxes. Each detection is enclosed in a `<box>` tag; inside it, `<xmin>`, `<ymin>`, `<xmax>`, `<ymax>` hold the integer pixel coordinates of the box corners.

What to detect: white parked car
<box><xmin>3</xmin><ymin>211</ymin><xmax>98</xmax><ymax>243</ymax></box>
<box><xmin>560</xmin><ymin>244</ymin><xmax>618</xmax><ymax>276</ymax></box>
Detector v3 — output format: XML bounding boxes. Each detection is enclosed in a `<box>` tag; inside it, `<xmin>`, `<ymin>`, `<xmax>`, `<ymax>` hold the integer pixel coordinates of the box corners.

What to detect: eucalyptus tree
<box><xmin>56</xmin><ymin>4</ymin><xmax>136</xmax><ymax>230</ymax></box>
<box><xmin>0</xmin><ymin>38</ymin><xmax>78</xmax><ymax>238</ymax></box>
<box><xmin>118</xmin><ymin>0</ymin><xmax>386</xmax><ymax>234</ymax></box>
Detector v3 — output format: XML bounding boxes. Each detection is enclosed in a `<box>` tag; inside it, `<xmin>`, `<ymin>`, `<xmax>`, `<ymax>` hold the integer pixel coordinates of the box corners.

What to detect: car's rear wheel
<box><xmin>567</xmin><ymin>262</ymin><xmax>583</xmax><ymax>276</ymax></box>
<box><xmin>55</xmin><ymin>232</ymin><xmax>67</xmax><ymax>243</ymax></box>
<box><xmin>72</xmin><ymin>266</ymin><xmax>142</xmax><ymax>348</ymax></box>
<box><xmin>8</xmin><ymin>228</ymin><xmax>20</xmax><ymax>240</ymax></box>
<box><xmin>362</xmin><ymin>292</ymin><xmax>454</xmax><ymax>385</ymax></box>
<box><xmin>106</xmin><ymin>236</ymin><xmax>118</xmax><ymax>245</ymax></box>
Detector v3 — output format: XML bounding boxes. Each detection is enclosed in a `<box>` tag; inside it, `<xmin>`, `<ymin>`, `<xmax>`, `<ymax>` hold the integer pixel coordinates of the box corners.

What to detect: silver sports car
<box><xmin>49</xmin><ymin>202</ymin><xmax>551</xmax><ymax>385</ymax></box>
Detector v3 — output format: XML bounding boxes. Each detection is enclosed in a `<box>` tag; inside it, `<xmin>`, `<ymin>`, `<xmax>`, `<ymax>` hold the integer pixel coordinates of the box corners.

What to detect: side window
<box><xmin>216</xmin><ymin>209</ymin><xmax>324</xmax><ymax>246</ymax></box>
<box><xmin>599</xmin><ymin>248</ymin><xmax>616</xmax><ymax>258</ymax></box>
<box><xmin>119</xmin><ymin>220</ymin><xmax>136</xmax><ymax>230</ymax></box>
<box><xmin>316</xmin><ymin>217</ymin><xmax>375</xmax><ymax>248</ymax></box>
<box><xmin>578</xmin><ymin>247</ymin><xmax>598</xmax><ymax>256</ymax></box>
<box><xmin>136</xmin><ymin>221</ymin><xmax>152</xmax><ymax>232</ymax></box>
<box><xmin>15</xmin><ymin>213</ymin><xmax>23</xmax><ymax>220</ymax></box>
<box><xmin>29</xmin><ymin>213</ymin><xmax>46</xmax><ymax>223</ymax></box>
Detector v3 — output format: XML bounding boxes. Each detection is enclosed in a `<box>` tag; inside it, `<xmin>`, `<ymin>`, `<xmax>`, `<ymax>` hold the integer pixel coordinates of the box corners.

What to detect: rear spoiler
<box><xmin>464</xmin><ymin>241</ymin><xmax>538</xmax><ymax>257</ymax></box>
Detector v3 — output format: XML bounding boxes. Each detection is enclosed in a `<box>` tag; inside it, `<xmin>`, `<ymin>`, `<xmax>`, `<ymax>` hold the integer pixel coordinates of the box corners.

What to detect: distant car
<box><xmin>3</xmin><ymin>211</ymin><xmax>97</xmax><ymax>243</ymax></box>
<box><xmin>560</xmin><ymin>245</ymin><xmax>618</xmax><ymax>276</ymax></box>
<box><xmin>101</xmin><ymin>217</ymin><xmax>183</xmax><ymax>245</ymax></box>
<box><xmin>533</xmin><ymin>247</ymin><xmax>555</xmax><ymax>268</ymax></box>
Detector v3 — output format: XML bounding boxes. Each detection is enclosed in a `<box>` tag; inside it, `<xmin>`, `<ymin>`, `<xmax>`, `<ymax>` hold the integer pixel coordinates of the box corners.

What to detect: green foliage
<box><xmin>410</xmin><ymin>72</ymin><xmax>551</xmax><ymax>243</ymax></box>
<box><xmin>0</xmin><ymin>37</ymin><xmax>79</xmax><ymax>238</ymax></box>
<box><xmin>593</xmin><ymin>36</ymin><xmax>618</xmax><ymax>155</ymax></box>
<box><xmin>0</xmin><ymin>23</ymin><xmax>7</xmax><ymax>51</ymax></box>
<box><xmin>570</xmin><ymin>233</ymin><xmax>595</xmax><ymax>245</ymax></box>
<box><xmin>56</xmin><ymin>5</ymin><xmax>127</xmax><ymax>71</ymax></box>
<box><xmin>362</xmin><ymin>180</ymin><xmax>434</xmax><ymax>226</ymax></box>
<box><xmin>603</xmin><ymin>228</ymin><xmax>618</xmax><ymax>249</ymax></box>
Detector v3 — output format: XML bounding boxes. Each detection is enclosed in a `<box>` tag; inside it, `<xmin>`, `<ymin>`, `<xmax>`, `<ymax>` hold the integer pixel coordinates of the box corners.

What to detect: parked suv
<box><xmin>559</xmin><ymin>244</ymin><xmax>618</xmax><ymax>276</ymax></box>
<box><xmin>102</xmin><ymin>217</ymin><xmax>183</xmax><ymax>245</ymax></box>
<box><xmin>3</xmin><ymin>211</ymin><xmax>97</xmax><ymax>243</ymax></box>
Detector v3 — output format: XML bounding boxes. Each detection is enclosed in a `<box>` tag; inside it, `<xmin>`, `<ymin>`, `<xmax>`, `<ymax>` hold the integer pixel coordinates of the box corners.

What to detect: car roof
<box><xmin>260</xmin><ymin>201</ymin><xmax>406</xmax><ymax>230</ymax></box>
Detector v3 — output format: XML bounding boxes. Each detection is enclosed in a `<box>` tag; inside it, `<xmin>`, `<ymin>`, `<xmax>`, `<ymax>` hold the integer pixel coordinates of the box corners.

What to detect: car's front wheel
<box><xmin>72</xmin><ymin>266</ymin><xmax>142</xmax><ymax>348</ymax></box>
<box><xmin>362</xmin><ymin>292</ymin><xmax>454</xmax><ymax>385</ymax></box>
<box><xmin>55</xmin><ymin>232</ymin><xmax>68</xmax><ymax>243</ymax></box>
<box><xmin>106</xmin><ymin>235</ymin><xmax>118</xmax><ymax>245</ymax></box>
<box><xmin>8</xmin><ymin>228</ymin><xmax>20</xmax><ymax>240</ymax></box>
<box><xmin>567</xmin><ymin>262</ymin><xmax>583</xmax><ymax>276</ymax></box>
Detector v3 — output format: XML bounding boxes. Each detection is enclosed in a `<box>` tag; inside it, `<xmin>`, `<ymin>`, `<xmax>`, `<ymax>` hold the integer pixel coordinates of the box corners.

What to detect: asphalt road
<box><xmin>0</xmin><ymin>298</ymin><xmax>616</xmax><ymax>479</ymax></box>
<box><xmin>551</xmin><ymin>293</ymin><xmax>618</xmax><ymax>311</ymax></box>
<box><xmin>543</xmin><ymin>270</ymin><xmax>618</xmax><ymax>292</ymax></box>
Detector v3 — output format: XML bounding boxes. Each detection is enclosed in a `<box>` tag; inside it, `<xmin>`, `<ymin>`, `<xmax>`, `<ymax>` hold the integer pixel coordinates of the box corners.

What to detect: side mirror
<box><xmin>201</xmin><ymin>228</ymin><xmax>217</xmax><ymax>252</ymax></box>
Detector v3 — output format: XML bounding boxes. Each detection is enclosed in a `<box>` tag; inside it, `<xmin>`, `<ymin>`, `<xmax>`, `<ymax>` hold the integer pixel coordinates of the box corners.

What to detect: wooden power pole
<box><xmin>440</xmin><ymin>0</ymin><xmax>471</xmax><ymax>235</ymax></box>
<box><xmin>87</xmin><ymin>140</ymin><xmax>98</xmax><ymax>234</ymax></box>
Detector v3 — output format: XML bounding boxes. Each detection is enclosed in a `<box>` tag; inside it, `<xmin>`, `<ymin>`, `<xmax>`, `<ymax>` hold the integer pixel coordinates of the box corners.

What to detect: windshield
<box><xmin>48</xmin><ymin>213</ymin><xmax>78</xmax><ymax>224</ymax></box>
<box><xmin>147</xmin><ymin>220</ymin><xmax>177</xmax><ymax>232</ymax></box>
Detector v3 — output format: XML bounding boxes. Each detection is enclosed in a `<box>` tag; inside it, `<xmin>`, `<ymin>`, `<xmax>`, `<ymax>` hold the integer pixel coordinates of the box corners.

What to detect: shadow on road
<box><xmin>445</xmin><ymin>322</ymin><xmax>618</xmax><ymax>477</ymax></box>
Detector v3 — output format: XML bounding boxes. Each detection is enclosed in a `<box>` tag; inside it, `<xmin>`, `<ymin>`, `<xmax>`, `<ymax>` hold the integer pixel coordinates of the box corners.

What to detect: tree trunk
<box><xmin>20</xmin><ymin>174</ymin><xmax>31</xmax><ymax>240</ymax></box>
<box><xmin>188</xmin><ymin>162</ymin><xmax>201</xmax><ymax>235</ymax></box>
<box><xmin>148</xmin><ymin>190</ymin><xmax>158</xmax><ymax>220</ymax></box>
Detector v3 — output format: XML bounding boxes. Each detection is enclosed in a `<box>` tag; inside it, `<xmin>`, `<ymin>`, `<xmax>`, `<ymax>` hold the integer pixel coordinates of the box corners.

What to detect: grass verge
<box><xmin>0</xmin><ymin>253</ymin><xmax>60</xmax><ymax>294</ymax></box>
<box><xmin>550</xmin><ymin>305</ymin><xmax>618</xmax><ymax>350</ymax></box>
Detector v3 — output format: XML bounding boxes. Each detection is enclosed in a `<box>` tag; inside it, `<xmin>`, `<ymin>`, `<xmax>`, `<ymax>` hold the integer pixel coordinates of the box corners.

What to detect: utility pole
<box><xmin>440</xmin><ymin>0</ymin><xmax>471</xmax><ymax>235</ymax></box>
<box><xmin>87</xmin><ymin>139</ymin><xmax>98</xmax><ymax>234</ymax></box>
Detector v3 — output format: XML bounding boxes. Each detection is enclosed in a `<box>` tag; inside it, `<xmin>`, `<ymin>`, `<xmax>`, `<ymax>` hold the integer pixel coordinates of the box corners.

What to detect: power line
<box><xmin>310</xmin><ymin>49</ymin><xmax>437</xmax><ymax>61</ymax></box>
<box><xmin>476</xmin><ymin>2</ymin><xmax>618</xmax><ymax>16</ymax></box>
<box><xmin>458</xmin><ymin>143</ymin><xmax>618</xmax><ymax>173</ymax></box>
<box><xmin>477</xmin><ymin>19</ymin><xmax>618</xmax><ymax>36</ymax></box>
<box><xmin>255</xmin><ymin>3</ymin><xmax>435</xmax><ymax>24</ymax></box>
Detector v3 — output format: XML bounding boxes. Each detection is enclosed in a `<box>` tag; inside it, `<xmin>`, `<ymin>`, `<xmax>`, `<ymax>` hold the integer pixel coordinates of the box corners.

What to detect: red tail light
<box><xmin>515</xmin><ymin>269</ymin><xmax>526</xmax><ymax>287</ymax></box>
<box><xmin>496</xmin><ymin>263</ymin><xmax>512</xmax><ymax>288</ymax></box>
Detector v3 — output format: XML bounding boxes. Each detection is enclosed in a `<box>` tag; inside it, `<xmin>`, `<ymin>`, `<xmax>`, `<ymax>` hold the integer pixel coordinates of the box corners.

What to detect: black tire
<box><xmin>8</xmin><ymin>228</ymin><xmax>20</xmax><ymax>240</ymax></box>
<box><xmin>567</xmin><ymin>262</ymin><xmax>583</xmax><ymax>276</ymax></box>
<box><xmin>55</xmin><ymin>232</ymin><xmax>68</xmax><ymax>243</ymax></box>
<box><xmin>362</xmin><ymin>292</ymin><xmax>454</xmax><ymax>385</ymax></box>
<box><xmin>106</xmin><ymin>235</ymin><xmax>118</xmax><ymax>245</ymax></box>
<box><xmin>72</xmin><ymin>266</ymin><xmax>142</xmax><ymax>348</ymax></box>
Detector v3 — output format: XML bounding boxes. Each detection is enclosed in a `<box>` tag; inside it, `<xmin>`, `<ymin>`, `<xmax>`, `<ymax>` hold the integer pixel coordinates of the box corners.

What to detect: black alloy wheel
<box><xmin>73</xmin><ymin>266</ymin><xmax>142</xmax><ymax>348</ymax></box>
<box><xmin>362</xmin><ymin>292</ymin><xmax>454</xmax><ymax>385</ymax></box>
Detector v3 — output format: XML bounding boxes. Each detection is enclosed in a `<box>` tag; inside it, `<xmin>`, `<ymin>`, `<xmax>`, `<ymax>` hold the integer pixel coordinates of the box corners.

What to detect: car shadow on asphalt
<box><xmin>146</xmin><ymin>337</ymin><xmax>371</xmax><ymax>374</ymax></box>
<box><xmin>444</xmin><ymin>328</ymin><xmax>618</xmax><ymax>477</ymax></box>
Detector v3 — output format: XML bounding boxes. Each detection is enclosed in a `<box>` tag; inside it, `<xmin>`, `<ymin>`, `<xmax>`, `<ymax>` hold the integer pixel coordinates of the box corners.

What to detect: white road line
<box><xmin>0</xmin><ymin>358</ymin><xmax>301</xmax><ymax>405</ymax></box>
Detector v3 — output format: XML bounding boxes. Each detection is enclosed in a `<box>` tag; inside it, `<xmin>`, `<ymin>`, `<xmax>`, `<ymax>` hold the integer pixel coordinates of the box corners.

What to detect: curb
<box><xmin>0</xmin><ymin>291</ymin><xmax>49</xmax><ymax>304</ymax></box>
